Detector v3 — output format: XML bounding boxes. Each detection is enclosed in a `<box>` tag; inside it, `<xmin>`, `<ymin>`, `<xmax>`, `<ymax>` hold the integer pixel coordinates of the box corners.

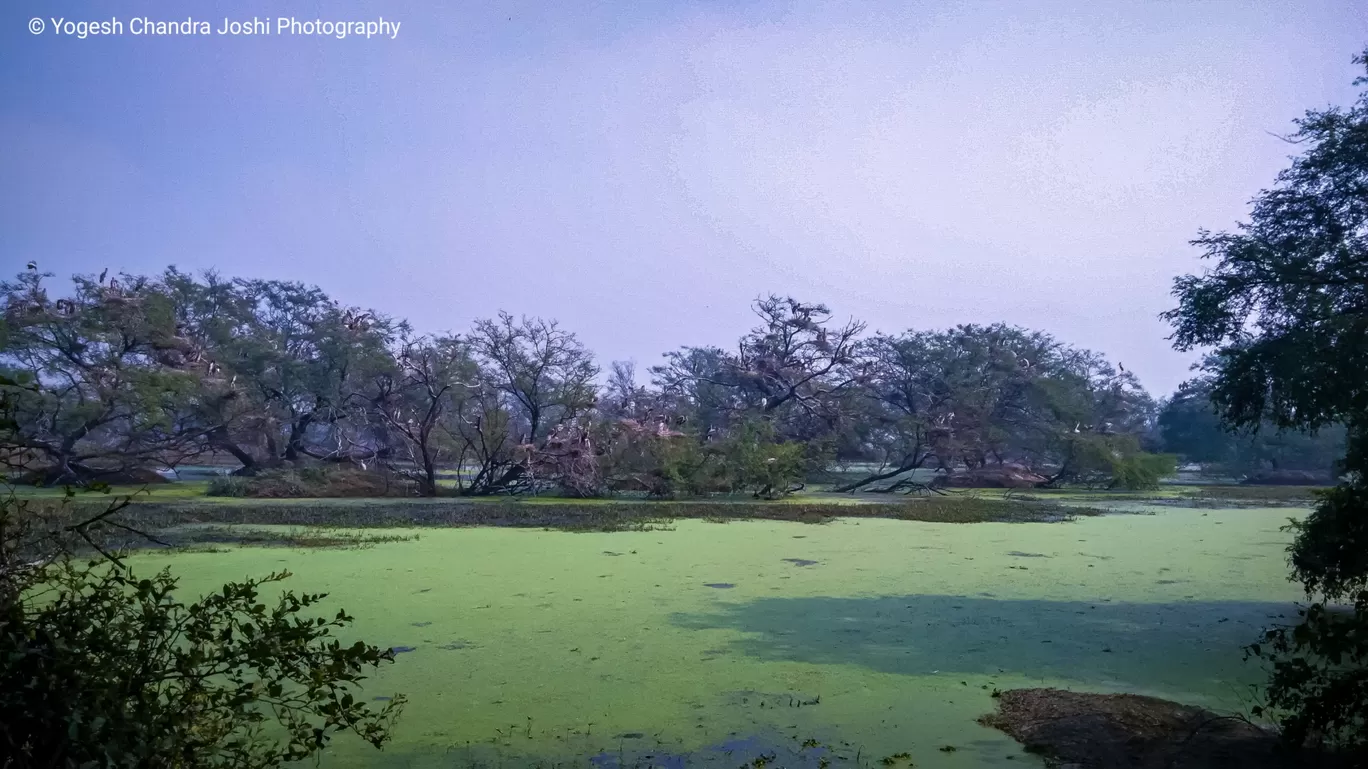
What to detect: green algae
<box><xmin>127</xmin><ymin>506</ymin><xmax>1304</xmax><ymax>768</ymax></box>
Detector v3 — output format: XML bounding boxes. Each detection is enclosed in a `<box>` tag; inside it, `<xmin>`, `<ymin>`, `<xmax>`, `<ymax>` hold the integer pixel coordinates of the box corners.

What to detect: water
<box><xmin>131</xmin><ymin>506</ymin><xmax>1303</xmax><ymax>768</ymax></box>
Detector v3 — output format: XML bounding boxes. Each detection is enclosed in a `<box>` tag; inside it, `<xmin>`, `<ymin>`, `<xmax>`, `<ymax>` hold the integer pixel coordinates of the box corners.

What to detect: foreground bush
<box><xmin>0</xmin><ymin>489</ymin><xmax>407</xmax><ymax>769</ymax></box>
<box><xmin>0</xmin><ymin>561</ymin><xmax>405</xmax><ymax>767</ymax></box>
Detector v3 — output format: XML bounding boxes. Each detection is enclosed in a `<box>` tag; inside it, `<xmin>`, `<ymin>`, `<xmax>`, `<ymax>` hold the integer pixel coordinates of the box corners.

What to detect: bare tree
<box><xmin>469</xmin><ymin>313</ymin><xmax>598</xmax><ymax>445</ymax></box>
<box><xmin>365</xmin><ymin>335</ymin><xmax>477</xmax><ymax>496</ymax></box>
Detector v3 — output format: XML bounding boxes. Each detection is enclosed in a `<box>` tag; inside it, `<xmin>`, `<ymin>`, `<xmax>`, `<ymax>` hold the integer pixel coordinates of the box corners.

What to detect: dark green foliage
<box><xmin>1252</xmin><ymin>586</ymin><xmax>1368</xmax><ymax>752</ymax></box>
<box><xmin>0</xmin><ymin>561</ymin><xmax>405</xmax><ymax>767</ymax></box>
<box><xmin>714</xmin><ymin>419</ymin><xmax>812</xmax><ymax>499</ymax></box>
<box><xmin>1108</xmin><ymin>451</ymin><xmax>1179</xmax><ymax>491</ymax></box>
<box><xmin>1167</xmin><ymin>47</ymin><xmax>1368</xmax><ymax>756</ymax></box>
<box><xmin>1158</xmin><ymin>378</ymin><xmax>1344</xmax><ymax>479</ymax></box>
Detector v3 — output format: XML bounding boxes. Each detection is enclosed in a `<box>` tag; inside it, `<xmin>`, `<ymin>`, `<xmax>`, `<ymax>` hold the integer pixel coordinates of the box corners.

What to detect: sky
<box><xmin>3</xmin><ymin>1</ymin><xmax>1366</xmax><ymax>396</ymax></box>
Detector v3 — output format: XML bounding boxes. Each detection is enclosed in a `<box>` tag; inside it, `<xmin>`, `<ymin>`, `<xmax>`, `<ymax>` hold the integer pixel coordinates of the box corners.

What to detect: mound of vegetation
<box><xmin>979</xmin><ymin>688</ymin><xmax>1339</xmax><ymax>769</ymax></box>
<box><xmin>33</xmin><ymin>495</ymin><xmax>1105</xmax><ymax>545</ymax></box>
<box><xmin>1241</xmin><ymin>469</ymin><xmax>1335</xmax><ymax>486</ymax></box>
<box><xmin>206</xmin><ymin>465</ymin><xmax>415</xmax><ymax>498</ymax></box>
<box><xmin>1180</xmin><ymin>485</ymin><xmax>1325</xmax><ymax>507</ymax></box>
<box><xmin>979</xmin><ymin>689</ymin><xmax>1340</xmax><ymax>766</ymax></box>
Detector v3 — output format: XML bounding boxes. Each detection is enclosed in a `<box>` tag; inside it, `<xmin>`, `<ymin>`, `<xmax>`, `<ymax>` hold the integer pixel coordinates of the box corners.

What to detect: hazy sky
<box><xmin>3</xmin><ymin>1</ymin><xmax>1366</xmax><ymax>395</ymax></box>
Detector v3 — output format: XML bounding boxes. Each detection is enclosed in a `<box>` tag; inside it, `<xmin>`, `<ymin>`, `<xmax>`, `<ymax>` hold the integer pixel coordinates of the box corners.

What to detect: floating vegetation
<box><xmin>29</xmin><ymin>495</ymin><xmax>1112</xmax><ymax>550</ymax></box>
<box><xmin>128</xmin><ymin>510</ymin><xmax>1302</xmax><ymax>768</ymax></box>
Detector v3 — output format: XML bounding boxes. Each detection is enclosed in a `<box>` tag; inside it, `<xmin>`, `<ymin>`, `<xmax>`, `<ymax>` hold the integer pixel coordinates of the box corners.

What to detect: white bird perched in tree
<box><xmin>26</xmin><ymin>261</ymin><xmax>37</xmax><ymax>271</ymax></box>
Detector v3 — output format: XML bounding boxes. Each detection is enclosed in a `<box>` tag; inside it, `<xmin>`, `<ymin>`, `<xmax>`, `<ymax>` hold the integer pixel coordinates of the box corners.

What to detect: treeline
<box><xmin>4</xmin><ymin>266</ymin><xmax>1181</xmax><ymax>496</ymax></box>
<box><xmin>1158</xmin><ymin>378</ymin><xmax>1345</xmax><ymax>483</ymax></box>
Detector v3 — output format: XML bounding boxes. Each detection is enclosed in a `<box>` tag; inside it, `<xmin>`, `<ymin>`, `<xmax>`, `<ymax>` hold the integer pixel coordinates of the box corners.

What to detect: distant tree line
<box><xmin>1158</xmin><ymin>376</ymin><xmax>1345</xmax><ymax>483</ymax></box>
<box><xmin>0</xmin><ymin>269</ymin><xmax>1196</xmax><ymax>496</ymax></box>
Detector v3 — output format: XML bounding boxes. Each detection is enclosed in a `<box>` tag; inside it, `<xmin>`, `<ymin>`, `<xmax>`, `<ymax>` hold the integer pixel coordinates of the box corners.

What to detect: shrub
<box><xmin>716</xmin><ymin>419</ymin><xmax>808</xmax><ymax>499</ymax></box>
<box><xmin>204</xmin><ymin>465</ymin><xmax>412</xmax><ymax>498</ymax></box>
<box><xmin>205</xmin><ymin>475</ymin><xmax>251</xmax><ymax>497</ymax></box>
<box><xmin>1109</xmin><ymin>452</ymin><xmax>1178</xmax><ymax>491</ymax></box>
<box><xmin>0</xmin><ymin>560</ymin><xmax>405</xmax><ymax>766</ymax></box>
<box><xmin>0</xmin><ymin>484</ymin><xmax>406</xmax><ymax>768</ymax></box>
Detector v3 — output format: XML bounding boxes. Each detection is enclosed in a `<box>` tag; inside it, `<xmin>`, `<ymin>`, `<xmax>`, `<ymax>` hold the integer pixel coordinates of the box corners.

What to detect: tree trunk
<box><xmin>284</xmin><ymin>414</ymin><xmax>313</xmax><ymax>461</ymax></box>
<box><xmin>210</xmin><ymin>427</ymin><xmax>258</xmax><ymax>474</ymax></box>
<box><xmin>835</xmin><ymin>458</ymin><xmax>925</xmax><ymax>493</ymax></box>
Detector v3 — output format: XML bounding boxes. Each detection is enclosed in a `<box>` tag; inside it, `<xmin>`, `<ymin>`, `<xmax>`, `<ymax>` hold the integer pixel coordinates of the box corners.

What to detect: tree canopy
<box><xmin>1166</xmin><ymin>46</ymin><xmax>1368</xmax><ymax>753</ymax></box>
<box><xmin>3</xmin><ymin>268</ymin><xmax>1174</xmax><ymax>497</ymax></box>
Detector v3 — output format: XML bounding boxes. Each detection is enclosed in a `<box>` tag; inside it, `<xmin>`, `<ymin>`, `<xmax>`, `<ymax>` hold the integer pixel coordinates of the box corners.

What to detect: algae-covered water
<box><xmin>133</xmin><ymin>506</ymin><xmax>1304</xmax><ymax>768</ymax></box>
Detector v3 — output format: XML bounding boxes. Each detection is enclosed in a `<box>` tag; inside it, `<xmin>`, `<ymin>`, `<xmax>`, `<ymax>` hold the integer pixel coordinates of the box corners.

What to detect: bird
<box><xmin>1118</xmin><ymin>362</ymin><xmax>1126</xmax><ymax>373</ymax></box>
<box><xmin>99</xmin><ymin>268</ymin><xmax>108</xmax><ymax>284</ymax></box>
<box><xmin>26</xmin><ymin>261</ymin><xmax>37</xmax><ymax>271</ymax></box>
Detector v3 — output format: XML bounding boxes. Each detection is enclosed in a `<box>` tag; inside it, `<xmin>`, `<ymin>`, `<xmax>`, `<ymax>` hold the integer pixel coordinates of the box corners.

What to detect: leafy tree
<box><xmin>653</xmin><ymin>296</ymin><xmax>865</xmax><ymax>444</ymax></box>
<box><xmin>651</xmin><ymin>345</ymin><xmax>745</xmax><ymax>443</ymax></box>
<box><xmin>161</xmin><ymin>270</ymin><xmax>396</xmax><ymax>471</ymax></box>
<box><xmin>0</xmin><ymin>269</ymin><xmax>208</xmax><ymax>484</ymax></box>
<box><xmin>1165</xmin><ymin>47</ymin><xmax>1368</xmax><ymax>754</ymax></box>
<box><xmin>713</xmin><ymin>418</ymin><xmax>810</xmax><ymax>499</ymax></box>
<box><xmin>0</xmin><ymin>562</ymin><xmax>404</xmax><ymax>767</ymax></box>
<box><xmin>832</xmin><ymin>330</ymin><xmax>965</xmax><ymax>492</ymax></box>
<box><xmin>1054</xmin><ymin>432</ymin><xmax>1176</xmax><ymax>490</ymax></box>
<box><xmin>597</xmin><ymin>417</ymin><xmax>711</xmax><ymax>497</ymax></box>
<box><xmin>837</xmin><ymin>324</ymin><xmax>1159</xmax><ymax>491</ymax></box>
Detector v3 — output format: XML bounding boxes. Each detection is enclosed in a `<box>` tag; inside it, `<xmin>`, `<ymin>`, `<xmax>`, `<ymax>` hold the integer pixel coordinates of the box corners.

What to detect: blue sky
<box><xmin>3</xmin><ymin>0</ymin><xmax>1366</xmax><ymax>395</ymax></box>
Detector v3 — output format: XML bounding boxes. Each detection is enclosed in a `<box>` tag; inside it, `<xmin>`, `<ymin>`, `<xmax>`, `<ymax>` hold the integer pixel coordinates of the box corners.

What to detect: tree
<box><xmin>1165</xmin><ymin>47</ymin><xmax>1368</xmax><ymax>754</ymax></box>
<box><xmin>651</xmin><ymin>345</ymin><xmax>745</xmax><ymax>442</ymax></box>
<box><xmin>366</xmin><ymin>334</ymin><xmax>479</xmax><ymax>496</ymax></box>
<box><xmin>831</xmin><ymin>330</ymin><xmax>959</xmax><ymax>492</ymax></box>
<box><xmin>161</xmin><ymin>271</ymin><xmax>396</xmax><ymax>472</ymax></box>
<box><xmin>653</xmin><ymin>296</ymin><xmax>864</xmax><ymax>443</ymax></box>
<box><xmin>715</xmin><ymin>418</ymin><xmax>808</xmax><ymax>499</ymax></box>
<box><xmin>838</xmin><ymin>324</ymin><xmax>1160</xmax><ymax>491</ymax></box>
<box><xmin>0</xmin><ymin>269</ymin><xmax>209</xmax><ymax>484</ymax></box>
<box><xmin>469</xmin><ymin>313</ymin><xmax>598</xmax><ymax>446</ymax></box>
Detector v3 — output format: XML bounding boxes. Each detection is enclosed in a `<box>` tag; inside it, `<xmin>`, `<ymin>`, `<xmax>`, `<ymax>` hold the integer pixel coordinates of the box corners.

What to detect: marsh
<box><xmin>133</xmin><ymin>505</ymin><xmax>1300</xmax><ymax>768</ymax></box>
